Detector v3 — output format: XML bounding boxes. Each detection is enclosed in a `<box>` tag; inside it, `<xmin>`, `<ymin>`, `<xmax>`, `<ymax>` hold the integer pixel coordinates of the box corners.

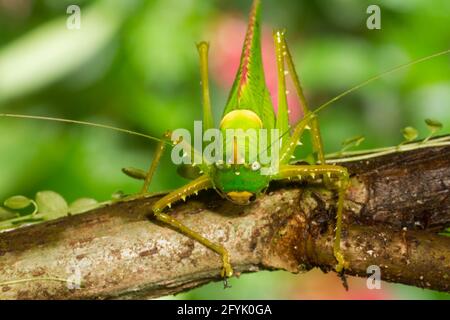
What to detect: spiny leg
<box><xmin>274</xmin><ymin>164</ymin><xmax>350</xmax><ymax>272</ymax></box>
<box><xmin>141</xmin><ymin>131</ymin><xmax>172</xmax><ymax>194</ymax></box>
<box><xmin>152</xmin><ymin>175</ymin><xmax>233</xmax><ymax>278</ymax></box>
<box><xmin>278</xmin><ymin>31</ymin><xmax>327</xmax><ymax>165</ymax></box>
<box><xmin>139</xmin><ymin>130</ymin><xmax>231</xmax><ymax>277</ymax></box>
<box><xmin>273</xmin><ymin>30</ymin><xmax>290</xmax><ymax>147</ymax></box>
<box><xmin>274</xmin><ymin>31</ymin><xmax>336</xmax><ymax>192</ymax></box>
<box><xmin>278</xmin><ymin>113</ymin><xmax>310</xmax><ymax>164</ymax></box>
<box><xmin>196</xmin><ymin>41</ymin><xmax>214</xmax><ymax>131</ymax></box>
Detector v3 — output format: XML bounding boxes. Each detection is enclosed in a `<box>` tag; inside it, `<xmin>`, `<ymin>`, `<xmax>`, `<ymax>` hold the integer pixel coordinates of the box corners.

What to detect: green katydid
<box><xmin>1</xmin><ymin>0</ymin><xmax>449</xmax><ymax>283</ymax></box>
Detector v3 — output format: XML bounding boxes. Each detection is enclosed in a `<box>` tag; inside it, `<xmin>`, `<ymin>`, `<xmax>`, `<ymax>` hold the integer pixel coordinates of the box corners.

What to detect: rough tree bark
<box><xmin>0</xmin><ymin>145</ymin><xmax>449</xmax><ymax>299</ymax></box>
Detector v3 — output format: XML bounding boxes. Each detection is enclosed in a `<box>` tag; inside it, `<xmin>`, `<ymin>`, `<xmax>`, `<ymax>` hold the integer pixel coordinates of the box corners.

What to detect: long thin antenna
<box><xmin>312</xmin><ymin>49</ymin><xmax>450</xmax><ymax>115</ymax></box>
<box><xmin>1</xmin><ymin>49</ymin><xmax>449</xmax><ymax>153</ymax></box>
<box><xmin>0</xmin><ymin>113</ymin><xmax>172</xmax><ymax>146</ymax></box>
<box><xmin>261</xmin><ymin>48</ymin><xmax>450</xmax><ymax>156</ymax></box>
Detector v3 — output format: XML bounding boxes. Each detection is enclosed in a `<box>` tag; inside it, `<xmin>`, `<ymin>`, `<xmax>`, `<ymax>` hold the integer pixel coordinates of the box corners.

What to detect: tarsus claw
<box><xmin>334</xmin><ymin>251</ymin><xmax>349</xmax><ymax>273</ymax></box>
<box><xmin>221</xmin><ymin>255</ymin><xmax>234</xmax><ymax>278</ymax></box>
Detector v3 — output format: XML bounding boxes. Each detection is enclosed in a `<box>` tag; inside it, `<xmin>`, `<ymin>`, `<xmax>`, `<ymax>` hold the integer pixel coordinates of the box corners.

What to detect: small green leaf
<box><xmin>4</xmin><ymin>195</ymin><xmax>31</xmax><ymax>210</ymax></box>
<box><xmin>425</xmin><ymin>118</ymin><xmax>443</xmax><ymax>132</ymax></box>
<box><xmin>422</xmin><ymin>119</ymin><xmax>443</xmax><ymax>143</ymax></box>
<box><xmin>35</xmin><ymin>191</ymin><xmax>68</xmax><ymax>218</ymax></box>
<box><xmin>0</xmin><ymin>207</ymin><xmax>16</xmax><ymax>220</ymax></box>
<box><xmin>336</xmin><ymin>135</ymin><xmax>365</xmax><ymax>156</ymax></box>
<box><xmin>11</xmin><ymin>216</ymin><xmax>45</xmax><ymax>225</ymax></box>
<box><xmin>112</xmin><ymin>190</ymin><xmax>125</xmax><ymax>200</ymax></box>
<box><xmin>341</xmin><ymin>135</ymin><xmax>365</xmax><ymax>148</ymax></box>
<box><xmin>441</xmin><ymin>228</ymin><xmax>450</xmax><ymax>237</ymax></box>
<box><xmin>69</xmin><ymin>198</ymin><xmax>99</xmax><ymax>215</ymax></box>
<box><xmin>122</xmin><ymin>167</ymin><xmax>147</xmax><ymax>180</ymax></box>
<box><xmin>402</xmin><ymin>126</ymin><xmax>418</xmax><ymax>142</ymax></box>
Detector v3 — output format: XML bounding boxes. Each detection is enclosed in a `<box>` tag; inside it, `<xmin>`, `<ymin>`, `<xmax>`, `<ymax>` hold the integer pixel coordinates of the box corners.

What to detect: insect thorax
<box><xmin>218</xmin><ymin>109</ymin><xmax>273</xmax><ymax>164</ymax></box>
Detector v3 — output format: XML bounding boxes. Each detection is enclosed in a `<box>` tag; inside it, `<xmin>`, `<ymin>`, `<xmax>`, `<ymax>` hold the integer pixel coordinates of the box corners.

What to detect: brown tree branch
<box><xmin>0</xmin><ymin>144</ymin><xmax>449</xmax><ymax>299</ymax></box>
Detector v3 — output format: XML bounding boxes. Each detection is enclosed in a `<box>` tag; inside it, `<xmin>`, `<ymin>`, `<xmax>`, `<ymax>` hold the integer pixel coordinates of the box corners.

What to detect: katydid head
<box><xmin>212</xmin><ymin>164</ymin><xmax>270</xmax><ymax>205</ymax></box>
<box><xmin>214</xmin><ymin>108</ymin><xmax>272</xmax><ymax>204</ymax></box>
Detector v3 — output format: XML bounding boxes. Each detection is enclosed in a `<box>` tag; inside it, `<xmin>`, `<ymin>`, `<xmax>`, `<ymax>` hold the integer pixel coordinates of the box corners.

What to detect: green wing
<box><xmin>222</xmin><ymin>0</ymin><xmax>275</xmax><ymax>130</ymax></box>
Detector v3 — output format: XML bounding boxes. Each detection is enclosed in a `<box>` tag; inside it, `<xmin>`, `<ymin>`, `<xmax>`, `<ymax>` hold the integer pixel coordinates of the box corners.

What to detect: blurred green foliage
<box><xmin>0</xmin><ymin>0</ymin><xmax>448</xmax><ymax>299</ymax></box>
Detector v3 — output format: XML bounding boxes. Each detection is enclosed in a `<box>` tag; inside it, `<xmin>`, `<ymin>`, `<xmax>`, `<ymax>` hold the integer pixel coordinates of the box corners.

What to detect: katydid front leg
<box><xmin>140</xmin><ymin>133</ymin><xmax>233</xmax><ymax>278</ymax></box>
<box><xmin>280</xmin><ymin>33</ymin><xmax>327</xmax><ymax>166</ymax></box>
<box><xmin>151</xmin><ymin>175</ymin><xmax>233</xmax><ymax>278</ymax></box>
<box><xmin>274</xmin><ymin>164</ymin><xmax>350</xmax><ymax>272</ymax></box>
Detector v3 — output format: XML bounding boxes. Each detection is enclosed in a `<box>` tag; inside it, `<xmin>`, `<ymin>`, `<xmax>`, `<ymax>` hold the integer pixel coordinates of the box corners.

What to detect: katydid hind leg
<box><xmin>282</xmin><ymin>35</ymin><xmax>327</xmax><ymax>166</ymax></box>
<box><xmin>273</xmin><ymin>30</ymin><xmax>290</xmax><ymax>148</ymax></box>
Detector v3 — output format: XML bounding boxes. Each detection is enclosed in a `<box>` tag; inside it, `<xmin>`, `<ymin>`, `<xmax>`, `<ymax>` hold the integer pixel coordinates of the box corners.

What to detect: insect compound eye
<box><xmin>251</xmin><ymin>161</ymin><xmax>261</xmax><ymax>171</ymax></box>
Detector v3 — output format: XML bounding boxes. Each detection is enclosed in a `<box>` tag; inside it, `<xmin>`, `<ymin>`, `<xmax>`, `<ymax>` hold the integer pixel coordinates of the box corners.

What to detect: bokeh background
<box><xmin>0</xmin><ymin>0</ymin><xmax>449</xmax><ymax>299</ymax></box>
